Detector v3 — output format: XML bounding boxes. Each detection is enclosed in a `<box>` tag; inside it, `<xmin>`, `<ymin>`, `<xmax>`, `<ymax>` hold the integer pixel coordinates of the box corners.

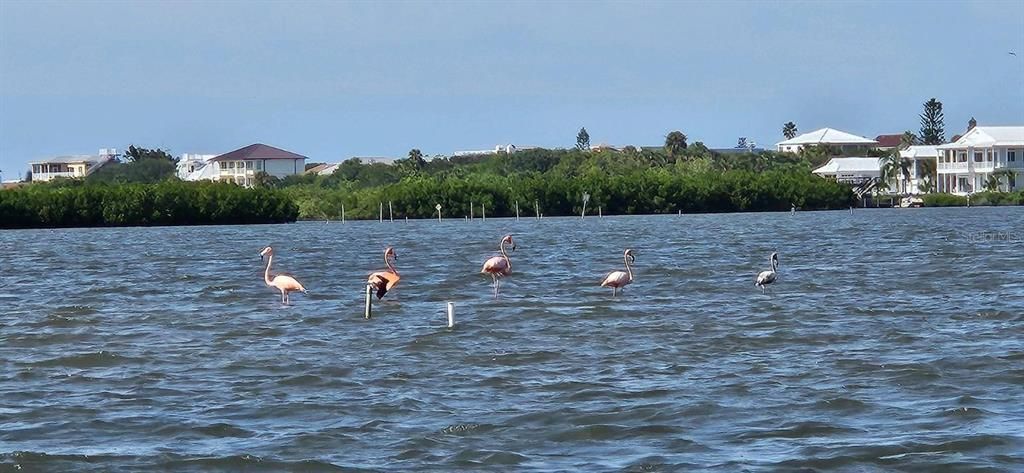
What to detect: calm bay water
<box><xmin>1</xmin><ymin>208</ymin><xmax>1023</xmax><ymax>472</ymax></box>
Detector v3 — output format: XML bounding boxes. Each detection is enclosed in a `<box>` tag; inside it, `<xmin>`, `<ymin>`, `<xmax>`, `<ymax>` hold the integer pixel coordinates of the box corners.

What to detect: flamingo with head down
<box><xmin>481</xmin><ymin>234</ymin><xmax>516</xmax><ymax>298</ymax></box>
<box><xmin>259</xmin><ymin>246</ymin><xmax>307</xmax><ymax>304</ymax></box>
<box><xmin>600</xmin><ymin>249</ymin><xmax>635</xmax><ymax>296</ymax></box>
<box><xmin>367</xmin><ymin>246</ymin><xmax>400</xmax><ymax>300</ymax></box>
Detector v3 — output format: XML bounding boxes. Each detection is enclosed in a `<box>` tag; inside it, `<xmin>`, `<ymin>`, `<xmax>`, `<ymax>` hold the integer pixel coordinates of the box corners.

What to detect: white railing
<box><xmin>35</xmin><ymin>171</ymin><xmax>84</xmax><ymax>181</ymax></box>
<box><xmin>938</xmin><ymin>162</ymin><xmax>968</xmax><ymax>171</ymax></box>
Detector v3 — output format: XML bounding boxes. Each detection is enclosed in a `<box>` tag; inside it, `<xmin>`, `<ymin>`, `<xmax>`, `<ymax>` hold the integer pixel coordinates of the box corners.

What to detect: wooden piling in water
<box><xmin>364</xmin><ymin>285</ymin><xmax>372</xmax><ymax>319</ymax></box>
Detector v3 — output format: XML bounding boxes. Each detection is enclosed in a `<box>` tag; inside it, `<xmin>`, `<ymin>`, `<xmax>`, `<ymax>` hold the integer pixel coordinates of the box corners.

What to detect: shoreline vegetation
<box><xmin>279</xmin><ymin>147</ymin><xmax>856</xmax><ymax>220</ymax></box>
<box><xmin>0</xmin><ymin>181</ymin><xmax>297</xmax><ymax>229</ymax></box>
<box><xmin>3</xmin><ymin>145</ymin><xmax>1020</xmax><ymax>229</ymax></box>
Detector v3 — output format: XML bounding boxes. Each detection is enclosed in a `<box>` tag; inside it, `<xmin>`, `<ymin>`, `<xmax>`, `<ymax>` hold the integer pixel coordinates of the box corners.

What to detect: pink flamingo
<box><xmin>600</xmin><ymin>249</ymin><xmax>635</xmax><ymax>296</ymax></box>
<box><xmin>481</xmin><ymin>234</ymin><xmax>516</xmax><ymax>298</ymax></box>
<box><xmin>367</xmin><ymin>246</ymin><xmax>400</xmax><ymax>300</ymax></box>
<box><xmin>259</xmin><ymin>246</ymin><xmax>307</xmax><ymax>304</ymax></box>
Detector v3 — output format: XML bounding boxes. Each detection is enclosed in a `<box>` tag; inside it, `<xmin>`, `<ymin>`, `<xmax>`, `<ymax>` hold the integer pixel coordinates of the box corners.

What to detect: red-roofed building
<box><xmin>874</xmin><ymin>134</ymin><xmax>903</xmax><ymax>150</ymax></box>
<box><xmin>210</xmin><ymin>143</ymin><xmax>307</xmax><ymax>186</ymax></box>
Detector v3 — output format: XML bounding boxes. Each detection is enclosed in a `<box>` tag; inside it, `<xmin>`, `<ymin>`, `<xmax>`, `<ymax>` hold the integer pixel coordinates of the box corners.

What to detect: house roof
<box><xmin>812</xmin><ymin>157</ymin><xmax>882</xmax><ymax>174</ymax></box>
<box><xmin>936</xmin><ymin>126</ymin><xmax>1024</xmax><ymax>149</ymax></box>
<box><xmin>900</xmin><ymin>145</ymin><xmax>939</xmax><ymax>159</ymax></box>
<box><xmin>874</xmin><ymin>134</ymin><xmax>903</xmax><ymax>148</ymax></box>
<box><xmin>210</xmin><ymin>143</ymin><xmax>307</xmax><ymax>162</ymax></box>
<box><xmin>777</xmin><ymin>128</ymin><xmax>878</xmax><ymax>146</ymax></box>
<box><xmin>28</xmin><ymin>155</ymin><xmax>101</xmax><ymax>165</ymax></box>
<box><xmin>305</xmin><ymin>163</ymin><xmax>333</xmax><ymax>175</ymax></box>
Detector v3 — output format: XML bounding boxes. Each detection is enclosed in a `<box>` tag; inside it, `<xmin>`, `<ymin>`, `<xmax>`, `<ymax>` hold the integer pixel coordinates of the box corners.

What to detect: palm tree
<box><xmin>664</xmin><ymin>131</ymin><xmax>687</xmax><ymax>158</ymax></box>
<box><xmin>918</xmin><ymin>159</ymin><xmax>937</xmax><ymax>193</ymax></box>
<box><xmin>782</xmin><ymin>122</ymin><xmax>798</xmax><ymax>139</ymax></box>
<box><xmin>983</xmin><ymin>174</ymin><xmax>1000</xmax><ymax>192</ymax></box>
<box><xmin>878</xmin><ymin>153</ymin><xmax>901</xmax><ymax>195</ymax></box>
<box><xmin>898</xmin><ymin>157</ymin><xmax>912</xmax><ymax>194</ymax></box>
<box><xmin>990</xmin><ymin>169</ymin><xmax>1016</xmax><ymax>192</ymax></box>
<box><xmin>899</xmin><ymin>131</ymin><xmax>918</xmax><ymax>149</ymax></box>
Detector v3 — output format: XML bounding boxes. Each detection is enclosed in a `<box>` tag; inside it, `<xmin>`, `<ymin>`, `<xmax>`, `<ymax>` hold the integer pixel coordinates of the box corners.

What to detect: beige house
<box><xmin>28</xmin><ymin>148</ymin><xmax>117</xmax><ymax>182</ymax></box>
<box><xmin>209</xmin><ymin>143</ymin><xmax>307</xmax><ymax>187</ymax></box>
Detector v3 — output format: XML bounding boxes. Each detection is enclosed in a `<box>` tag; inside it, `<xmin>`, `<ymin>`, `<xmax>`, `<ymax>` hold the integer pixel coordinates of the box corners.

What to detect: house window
<box><xmin>1010</xmin><ymin>151</ymin><xmax>1017</xmax><ymax>162</ymax></box>
<box><xmin>245</xmin><ymin>161</ymin><xmax>253</xmax><ymax>169</ymax></box>
<box><xmin>974</xmin><ymin>152</ymin><xmax>983</xmax><ymax>162</ymax></box>
<box><xmin>220</xmin><ymin>162</ymin><xmax>228</xmax><ymax>170</ymax></box>
<box><xmin>229</xmin><ymin>162</ymin><xmax>235</xmax><ymax>169</ymax></box>
<box><xmin>256</xmin><ymin>161</ymin><xmax>263</xmax><ymax>170</ymax></box>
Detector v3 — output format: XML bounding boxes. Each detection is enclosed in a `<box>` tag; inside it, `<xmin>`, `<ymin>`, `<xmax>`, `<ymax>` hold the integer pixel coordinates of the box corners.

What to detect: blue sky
<box><xmin>1</xmin><ymin>0</ymin><xmax>1022</xmax><ymax>178</ymax></box>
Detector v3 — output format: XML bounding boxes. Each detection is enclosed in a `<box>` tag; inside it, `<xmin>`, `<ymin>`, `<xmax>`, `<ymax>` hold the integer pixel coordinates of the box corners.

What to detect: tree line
<box><xmin>275</xmin><ymin>147</ymin><xmax>856</xmax><ymax>220</ymax></box>
<box><xmin>1</xmin><ymin>180</ymin><xmax>298</xmax><ymax>229</ymax></box>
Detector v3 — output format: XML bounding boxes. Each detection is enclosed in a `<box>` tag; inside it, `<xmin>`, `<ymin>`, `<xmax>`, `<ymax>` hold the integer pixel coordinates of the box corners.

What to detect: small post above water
<box><xmin>364</xmin><ymin>285</ymin><xmax>372</xmax><ymax>319</ymax></box>
<box><xmin>446</xmin><ymin>302</ymin><xmax>455</xmax><ymax>328</ymax></box>
<box><xmin>436</xmin><ymin>203</ymin><xmax>442</xmax><ymax>222</ymax></box>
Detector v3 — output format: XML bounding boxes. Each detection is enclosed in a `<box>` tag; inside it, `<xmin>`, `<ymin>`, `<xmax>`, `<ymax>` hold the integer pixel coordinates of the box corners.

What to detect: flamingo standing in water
<box><xmin>755</xmin><ymin>252</ymin><xmax>779</xmax><ymax>294</ymax></box>
<box><xmin>367</xmin><ymin>246</ymin><xmax>400</xmax><ymax>300</ymax></box>
<box><xmin>481</xmin><ymin>234</ymin><xmax>516</xmax><ymax>298</ymax></box>
<box><xmin>600</xmin><ymin>249</ymin><xmax>635</xmax><ymax>296</ymax></box>
<box><xmin>259</xmin><ymin>246</ymin><xmax>307</xmax><ymax>304</ymax></box>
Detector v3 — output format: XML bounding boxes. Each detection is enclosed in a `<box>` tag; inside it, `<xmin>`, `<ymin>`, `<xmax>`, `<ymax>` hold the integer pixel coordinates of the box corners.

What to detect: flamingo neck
<box><xmin>771</xmin><ymin>257</ymin><xmax>778</xmax><ymax>272</ymax></box>
<box><xmin>624</xmin><ymin>254</ymin><xmax>634</xmax><ymax>282</ymax></box>
<box><xmin>385</xmin><ymin>253</ymin><xmax>398</xmax><ymax>275</ymax></box>
<box><xmin>499</xmin><ymin>240</ymin><xmax>511</xmax><ymax>268</ymax></box>
<box><xmin>264</xmin><ymin>255</ymin><xmax>274</xmax><ymax>286</ymax></box>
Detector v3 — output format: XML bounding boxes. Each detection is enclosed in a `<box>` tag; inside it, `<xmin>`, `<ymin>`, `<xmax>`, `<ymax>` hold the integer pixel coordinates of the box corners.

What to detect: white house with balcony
<box><xmin>898</xmin><ymin>145</ymin><xmax>939</xmax><ymax>194</ymax></box>
<box><xmin>209</xmin><ymin>143</ymin><xmax>307</xmax><ymax>187</ymax></box>
<box><xmin>776</xmin><ymin>128</ymin><xmax>878</xmax><ymax>153</ymax></box>
<box><xmin>28</xmin><ymin>148</ymin><xmax>118</xmax><ymax>182</ymax></box>
<box><xmin>935</xmin><ymin>126</ymin><xmax>1024</xmax><ymax>194</ymax></box>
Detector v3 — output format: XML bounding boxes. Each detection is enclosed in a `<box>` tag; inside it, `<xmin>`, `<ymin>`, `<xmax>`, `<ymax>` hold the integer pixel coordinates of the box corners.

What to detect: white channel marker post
<box><xmin>446</xmin><ymin>302</ymin><xmax>455</xmax><ymax>328</ymax></box>
<box><xmin>364</xmin><ymin>285</ymin><xmax>372</xmax><ymax>319</ymax></box>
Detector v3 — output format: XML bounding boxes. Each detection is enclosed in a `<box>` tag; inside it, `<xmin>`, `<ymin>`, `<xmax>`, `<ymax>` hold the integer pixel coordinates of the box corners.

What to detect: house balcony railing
<box><xmin>937</xmin><ymin>161</ymin><xmax>1024</xmax><ymax>172</ymax></box>
<box><xmin>36</xmin><ymin>171</ymin><xmax>84</xmax><ymax>180</ymax></box>
<box><xmin>218</xmin><ymin>168</ymin><xmax>257</xmax><ymax>176</ymax></box>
